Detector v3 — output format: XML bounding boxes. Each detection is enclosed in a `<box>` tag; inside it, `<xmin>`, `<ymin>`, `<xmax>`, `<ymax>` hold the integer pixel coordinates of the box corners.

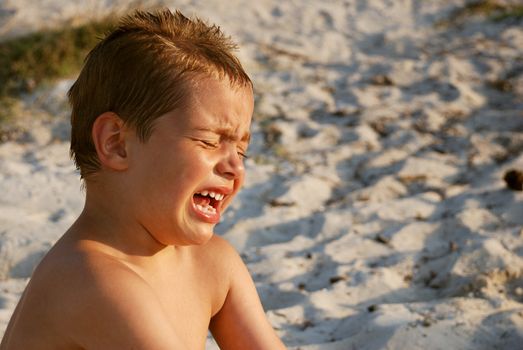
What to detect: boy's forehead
<box><xmin>189</xmin><ymin>104</ymin><xmax>252</xmax><ymax>139</ymax></box>
<box><xmin>183</xmin><ymin>78</ymin><xmax>253</xmax><ymax>132</ymax></box>
<box><xmin>189</xmin><ymin>76</ymin><xmax>254</xmax><ymax>105</ymax></box>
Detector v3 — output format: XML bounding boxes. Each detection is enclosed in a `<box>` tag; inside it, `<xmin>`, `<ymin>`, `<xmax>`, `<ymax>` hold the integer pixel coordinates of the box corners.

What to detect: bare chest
<box><xmin>140</xmin><ymin>263</ymin><xmax>227</xmax><ymax>348</ymax></box>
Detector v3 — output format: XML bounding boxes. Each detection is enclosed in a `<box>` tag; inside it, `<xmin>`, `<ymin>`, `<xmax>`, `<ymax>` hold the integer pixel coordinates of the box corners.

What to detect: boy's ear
<box><xmin>92</xmin><ymin>112</ymin><xmax>130</xmax><ymax>171</ymax></box>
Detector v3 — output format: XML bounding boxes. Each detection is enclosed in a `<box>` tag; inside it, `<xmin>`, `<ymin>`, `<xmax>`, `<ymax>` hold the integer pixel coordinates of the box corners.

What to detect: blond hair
<box><xmin>68</xmin><ymin>9</ymin><xmax>251</xmax><ymax>178</ymax></box>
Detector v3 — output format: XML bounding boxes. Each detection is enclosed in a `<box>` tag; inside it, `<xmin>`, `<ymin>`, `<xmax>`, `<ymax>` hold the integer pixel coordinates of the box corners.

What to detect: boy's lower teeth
<box><xmin>196</xmin><ymin>204</ymin><xmax>216</xmax><ymax>214</ymax></box>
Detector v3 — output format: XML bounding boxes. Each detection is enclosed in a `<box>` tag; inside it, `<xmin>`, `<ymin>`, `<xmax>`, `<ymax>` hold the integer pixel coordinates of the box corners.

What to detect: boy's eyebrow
<box><xmin>194</xmin><ymin>127</ymin><xmax>251</xmax><ymax>142</ymax></box>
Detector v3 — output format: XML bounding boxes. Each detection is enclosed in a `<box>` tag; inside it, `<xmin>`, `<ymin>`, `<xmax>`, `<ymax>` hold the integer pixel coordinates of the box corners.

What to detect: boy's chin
<box><xmin>152</xmin><ymin>225</ymin><xmax>215</xmax><ymax>247</ymax></box>
<box><xmin>180</xmin><ymin>226</ymin><xmax>216</xmax><ymax>246</ymax></box>
<box><xmin>191</xmin><ymin>234</ymin><xmax>214</xmax><ymax>246</ymax></box>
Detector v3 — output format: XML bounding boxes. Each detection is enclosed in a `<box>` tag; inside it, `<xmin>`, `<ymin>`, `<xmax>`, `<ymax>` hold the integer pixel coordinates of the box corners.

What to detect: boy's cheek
<box><xmin>235</xmin><ymin>173</ymin><xmax>246</xmax><ymax>191</ymax></box>
<box><xmin>226</xmin><ymin>180</ymin><xmax>243</xmax><ymax>207</ymax></box>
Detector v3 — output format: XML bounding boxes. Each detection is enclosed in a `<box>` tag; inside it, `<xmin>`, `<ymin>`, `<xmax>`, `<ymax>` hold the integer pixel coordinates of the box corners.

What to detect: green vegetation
<box><xmin>0</xmin><ymin>17</ymin><xmax>117</xmax><ymax>124</ymax></box>
<box><xmin>437</xmin><ymin>0</ymin><xmax>523</xmax><ymax>27</ymax></box>
<box><xmin>0</xmin><ymin>17</ymin><xmax>117</xmax><ymax>96</ymax></box>
<box><xmin>492</xmin><ymin>5</ymin><xmax>523</xmax><ymax>22</ymax></box>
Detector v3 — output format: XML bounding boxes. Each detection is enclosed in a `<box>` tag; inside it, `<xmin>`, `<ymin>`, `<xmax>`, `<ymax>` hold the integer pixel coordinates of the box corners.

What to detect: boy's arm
<box><xmin>59</xmin><ymin>257</ymin><xmax>188</xmax><ymax>350</ymax></box>
<box><xmin>209</xmin><ymin>240</ymin><xmax>286</xmax><ymax>350</ymax></box>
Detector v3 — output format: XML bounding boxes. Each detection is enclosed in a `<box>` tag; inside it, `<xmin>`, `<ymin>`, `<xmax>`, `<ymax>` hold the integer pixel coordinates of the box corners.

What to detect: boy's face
<box><xmin>126</xmin><ymin>77</ymin><xmax>253</xmax><ymax>246</ymax></box>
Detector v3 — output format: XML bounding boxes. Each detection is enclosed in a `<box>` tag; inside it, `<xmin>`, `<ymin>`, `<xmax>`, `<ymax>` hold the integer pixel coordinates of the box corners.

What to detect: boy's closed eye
<box><xmin>200</xmin><ymin>139</ymin><xmax>219</xmax><ymax>148</ymax></box>
<box><xmin>237</xmin><ymin>150</ymin><xmax>249</xmax><ymax>159</ymax></box>
<box><xmin>196</xmin><ymin>138</ymin><xmax>249</xmax><ymax>159</ymax></box>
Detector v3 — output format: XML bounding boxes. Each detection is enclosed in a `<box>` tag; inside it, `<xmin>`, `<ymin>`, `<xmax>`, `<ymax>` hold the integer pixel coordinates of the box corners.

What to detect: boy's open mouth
<box><xmin>192</xmin><ymin>190</ymin><xmax>225</xmax><ymax>216</ymax></box>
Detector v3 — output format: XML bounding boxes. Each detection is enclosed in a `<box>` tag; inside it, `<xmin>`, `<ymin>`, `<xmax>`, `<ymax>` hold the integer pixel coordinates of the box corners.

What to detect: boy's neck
<box><xmin>72</xmin><ymin>182</ymin><xmax>177</xmax><ymax>260</ymax></box>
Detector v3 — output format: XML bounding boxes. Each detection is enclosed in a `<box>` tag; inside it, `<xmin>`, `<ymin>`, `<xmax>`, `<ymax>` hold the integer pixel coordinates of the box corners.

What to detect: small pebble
<box><xmin>329</xmin><ymin>276</ymin><xmax>346</xmax><ymax>284</ymax></box>
<box><xmin>504</xmin><ymin>169</ymin><xmax>523</xmax><ymax>191</ymax></box>
<box><xmin>375</xmin><ymin>234</ymin><xmax>390</xmax><ymax>244</ymax></box>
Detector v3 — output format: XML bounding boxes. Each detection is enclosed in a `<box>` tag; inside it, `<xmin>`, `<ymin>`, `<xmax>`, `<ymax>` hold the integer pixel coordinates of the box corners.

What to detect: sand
<box><xmin>1</xmin><ymin>1</ymin><xmax>523</xmax><ymax>349</ymax></box>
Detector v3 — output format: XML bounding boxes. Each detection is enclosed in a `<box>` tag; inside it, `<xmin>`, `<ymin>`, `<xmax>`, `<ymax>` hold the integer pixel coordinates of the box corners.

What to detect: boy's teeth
<box><xmin>196</xmin><ymin>204</ymin><xmax>216</xmax><ymax>214</ymax></box>
<box><xmin>197</xmin><ymin>191</ymin><xmax>224</xmax><ymax>201</ymax></box>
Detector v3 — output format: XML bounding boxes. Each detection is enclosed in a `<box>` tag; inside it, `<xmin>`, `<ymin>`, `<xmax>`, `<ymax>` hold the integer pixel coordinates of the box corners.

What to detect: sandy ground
<box><xmin>1</xmin><ymin>1</ymin><xmax>523</xmax><ymax>349</ymax></box>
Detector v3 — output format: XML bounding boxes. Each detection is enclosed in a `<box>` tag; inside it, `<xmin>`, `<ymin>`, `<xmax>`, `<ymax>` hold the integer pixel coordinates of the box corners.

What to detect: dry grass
<box><xmin>437</xmin><ymin>0</ymin><xmax>523</xmax><ymax>27</ymax></box>
<box><xmin>0</xmin><ymin>17</ymin><xmax>117</xmax><ymax>123</ymax></box>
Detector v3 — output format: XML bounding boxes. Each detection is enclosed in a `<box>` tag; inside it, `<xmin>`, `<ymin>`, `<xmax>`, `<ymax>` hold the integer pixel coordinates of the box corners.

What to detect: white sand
<box><xmin>1</xmin><ymin>1</ymin><xmax>523</xmax><ymax>349</ymax></box>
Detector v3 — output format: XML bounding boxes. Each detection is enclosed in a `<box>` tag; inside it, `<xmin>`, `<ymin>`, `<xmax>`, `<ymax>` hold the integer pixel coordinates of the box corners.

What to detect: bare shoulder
<box><xmin>190</xmin><ymin>234</ymin><xmax>246</xmax><ymax>282</ymax></box>
<box><xmin>196</xmin><ymin>234</ymin><xmax>241</xmax><ymax>264</ymax></box>
<box><xmin>30</xmin><ymin>239</ymin><xmax>147</xmax><ymax>305</ymax></box>
<box><xmin>21</xmin><ymin>241</ymin><xmax>188</xmax><ymax>349</ymax></box>
<box><xmin>203</xmin><ymin>236</ymin><xmax>287</xmax><ymax>349</ymax></box>
<box><xmin>188</xmin><ymin>235</ymin><xmax>243</xmax><ymax>312</ymax></box>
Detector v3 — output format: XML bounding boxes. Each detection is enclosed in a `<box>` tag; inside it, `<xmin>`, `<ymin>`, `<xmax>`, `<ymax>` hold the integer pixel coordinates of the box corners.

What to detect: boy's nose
<box><xmin>215</xmin><ymin>148</ymin><xmax>244</xmax><ymax>180</ymax></box>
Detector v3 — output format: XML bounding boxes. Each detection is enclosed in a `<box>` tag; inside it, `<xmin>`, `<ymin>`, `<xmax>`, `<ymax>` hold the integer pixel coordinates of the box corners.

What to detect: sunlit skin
<box><xmin>0</xmin><ymin>78</ymin><xmax>287</xmax><ymax>350</ymax></box>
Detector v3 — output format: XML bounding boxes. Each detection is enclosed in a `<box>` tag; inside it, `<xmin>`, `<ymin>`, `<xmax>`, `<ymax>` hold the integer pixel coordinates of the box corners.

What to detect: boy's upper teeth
<box><xmin>198</xmin><ymin>191</ymin><xmax>224</xmax><ymax>201</ymax></box>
